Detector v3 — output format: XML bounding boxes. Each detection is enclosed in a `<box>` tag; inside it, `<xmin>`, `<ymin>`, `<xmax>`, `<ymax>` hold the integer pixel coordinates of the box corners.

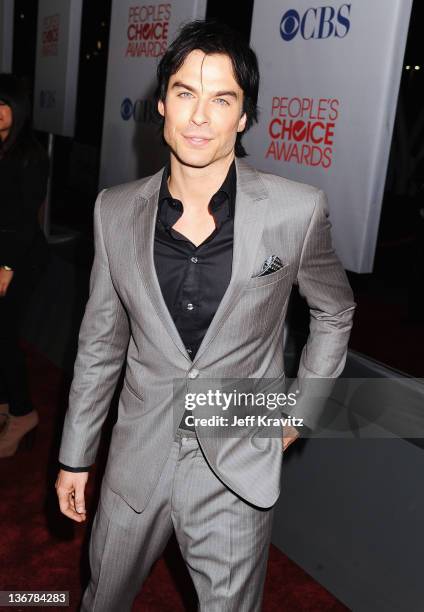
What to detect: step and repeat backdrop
<box><xmin>0</xmin><ymin>0</ymin><xmax>14</xmax><ymax>72</ymax></box>
<box><xmin>33</xmin><ymin>0</ymin><xmax>83</xmax><ymax>137</ymax></box>
<box><xmin>98</xmin><ymin>0</ymin><xmax>207</xmax><ymax>188</ymax></box>
<box><xmin>243</xmin><ymin>0</ymin><xmax>412</xmax><ymax>272</ymax></box>
<box><xmin>29</xmin><ymin>0</ymin><xmax>412</xmax><ymax>273</ymax></box>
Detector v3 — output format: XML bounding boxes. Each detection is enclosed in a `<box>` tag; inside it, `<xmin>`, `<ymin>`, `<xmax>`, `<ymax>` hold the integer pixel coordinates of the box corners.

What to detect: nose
<box><xmin>189</xmin><ymin>98</ymin><xmax>209</xmax><ymax>127</ymax></box>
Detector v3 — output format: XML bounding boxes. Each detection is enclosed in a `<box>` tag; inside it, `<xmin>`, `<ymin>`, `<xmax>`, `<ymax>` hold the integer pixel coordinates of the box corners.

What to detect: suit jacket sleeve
<box><xmin>58</xmin><ymin>189</ymin><xmax>130</xmax><ymax>468</ymax></box>
<box><xmin>286</xmin><ymin>188</ymin><xmax>356</xmax><ymax>432</ymax></box>
<box><xmin>58</xmin><ymin>463</ymin><xmax>92</xmax><ymax>472</ymax></box>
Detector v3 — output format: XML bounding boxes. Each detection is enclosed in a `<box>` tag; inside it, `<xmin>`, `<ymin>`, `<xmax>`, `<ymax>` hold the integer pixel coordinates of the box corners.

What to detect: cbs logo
<box><xmin>120</xmin><ymin>98</ymin><xmax>155</xmax><ymax>123</ymax></box>
<box><xmin>280</xmin><ymin>4</ymin><xmax>351</xmax><ymax>41</ymax></box>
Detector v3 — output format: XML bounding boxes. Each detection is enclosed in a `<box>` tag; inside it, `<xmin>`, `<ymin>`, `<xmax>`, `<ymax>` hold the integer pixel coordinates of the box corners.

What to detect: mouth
<box><xmin>183</xmin><ymin>135</ymin><xmax>212</xmax><ymax>147</ymax></box>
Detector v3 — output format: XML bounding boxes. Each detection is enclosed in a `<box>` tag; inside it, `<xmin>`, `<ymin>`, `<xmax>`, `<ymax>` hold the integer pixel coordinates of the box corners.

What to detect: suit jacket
<box><xmin>58</xmin><ymin>158</ymin><xmax>356</xmax><ymax>512</ymax></box>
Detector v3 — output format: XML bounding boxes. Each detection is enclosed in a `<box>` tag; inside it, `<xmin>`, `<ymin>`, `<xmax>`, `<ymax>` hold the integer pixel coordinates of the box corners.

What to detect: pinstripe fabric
<box><xmin>80</xmin><ymin>428</ymin><xmax>274</xmax><ymax>612</ymax></box>
<box><xmin>58</xmin><ymin>157</ymin><xmax>356</xmax><ymax>512</ymax></box>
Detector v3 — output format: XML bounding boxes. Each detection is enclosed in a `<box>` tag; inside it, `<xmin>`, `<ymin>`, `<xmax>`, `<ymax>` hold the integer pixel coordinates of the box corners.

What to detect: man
<box><xmin>56</xmin><ymin>20</ymin><xmax>356</xmax><ymax>612</ymax></box>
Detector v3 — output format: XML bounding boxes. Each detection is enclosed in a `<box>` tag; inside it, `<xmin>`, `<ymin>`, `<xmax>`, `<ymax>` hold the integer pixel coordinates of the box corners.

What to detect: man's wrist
<box><xmin>0</xmin><ymin>265</ymin><xmax>14</xmax><ymax>271</ymax></box>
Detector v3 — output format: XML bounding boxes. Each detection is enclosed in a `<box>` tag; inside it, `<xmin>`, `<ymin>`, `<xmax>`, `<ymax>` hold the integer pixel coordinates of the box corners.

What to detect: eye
<box><xmin>214</xmin><ymin>98</ymin><xmax>230</xmax><ymax>106</ymax></box>
<box><xmin>178</xmin><ymin>91</ymin><xmax>193</xmax><ymax>98</ymax></box>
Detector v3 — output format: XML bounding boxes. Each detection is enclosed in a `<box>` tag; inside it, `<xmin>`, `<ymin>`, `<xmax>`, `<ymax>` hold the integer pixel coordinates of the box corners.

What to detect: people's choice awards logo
<box><xmin>42</xmin><ymin>14</ymin><xmax>60</xmax><ymax>56</ymax></box>
<box><xmin>266</xmin><ymin>96</ymin><xmax>340</xmax><ymax>169</ymax></box>
<box><xmin>280</xmin><ymin>4</ymin><xmax>351</xmax><ymax>41</ymax></box>
<box><xmin>126</xmin><ymin>4</ymin><xmax>171</xmax><ymax>58</ymax></box>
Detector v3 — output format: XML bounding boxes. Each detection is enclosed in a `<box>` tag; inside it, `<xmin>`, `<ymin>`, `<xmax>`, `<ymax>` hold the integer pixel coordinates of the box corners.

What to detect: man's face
<box><xmin>157</xmin><ymin>50</ymin><xmax>247</xmax><ymax>168</ymax></box>
<box><xmin>0</xmin><ymin>101</ymin><xmax>12</xmax><ymax>142</ymax></box>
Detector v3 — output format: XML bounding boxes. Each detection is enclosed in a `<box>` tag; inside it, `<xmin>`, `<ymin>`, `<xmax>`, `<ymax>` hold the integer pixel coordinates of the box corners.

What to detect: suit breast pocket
<box><xmin>245</xmin><ymin>263</ymin><xmax>292</xmax><ymax>290</ymax></box>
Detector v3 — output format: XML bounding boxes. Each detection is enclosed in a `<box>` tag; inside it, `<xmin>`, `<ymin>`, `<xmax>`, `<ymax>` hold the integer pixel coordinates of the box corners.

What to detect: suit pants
<box><xmin>80</xmin><ymin>428</ymin><xmax>276</xmax><ymax>612</ymax></box>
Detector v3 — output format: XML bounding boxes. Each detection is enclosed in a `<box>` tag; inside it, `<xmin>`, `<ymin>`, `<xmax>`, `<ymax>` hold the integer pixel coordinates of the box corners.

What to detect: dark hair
<box><xmin>155</xmin><ymin>20</ymin><xmax>260</xmax><ymax>157</ymax></box>
<box><xmin>0</xmin><ymin>73</ymin><xmax>36</xmax><ymax>160</ymax></box>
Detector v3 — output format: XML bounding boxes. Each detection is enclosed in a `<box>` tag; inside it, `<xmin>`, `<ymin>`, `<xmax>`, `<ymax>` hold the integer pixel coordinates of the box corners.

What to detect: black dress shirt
<box><xmin>155</xmin><ymin>160</ymin><xmax>236</xmax><ymax>432</ymax></box>
<box><xmin>155</xmin><ymin>162</ymin><xmax>235</xmax><ymax>359</ymax></box>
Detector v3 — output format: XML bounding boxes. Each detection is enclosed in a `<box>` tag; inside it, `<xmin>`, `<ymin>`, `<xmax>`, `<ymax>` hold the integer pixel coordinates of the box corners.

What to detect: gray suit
<box><xmin>59</xmin><ymin>158</ymin><xmax>356</xmax><ymax>610</ymax></box>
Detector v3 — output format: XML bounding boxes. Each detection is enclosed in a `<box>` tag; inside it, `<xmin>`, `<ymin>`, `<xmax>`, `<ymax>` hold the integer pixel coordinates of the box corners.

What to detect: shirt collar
<box><xmin>158</xmin><ymin>159</ymin><xmax>236</xmax><ymax>225</ymax></box>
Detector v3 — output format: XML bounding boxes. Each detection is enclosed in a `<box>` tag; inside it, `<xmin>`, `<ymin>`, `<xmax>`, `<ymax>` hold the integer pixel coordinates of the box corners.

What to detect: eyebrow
<box><xmin>171</xmin><ymin>81</ymin><xmax>238</xmax><ymax>99</ymax></box>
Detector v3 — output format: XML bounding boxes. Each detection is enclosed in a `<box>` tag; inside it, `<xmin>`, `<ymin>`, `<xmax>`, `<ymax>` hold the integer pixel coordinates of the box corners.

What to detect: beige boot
<box><xmin>0</xmin><ymin>409</ymin><xmax>39</xmax><ymax>458</ymax></box>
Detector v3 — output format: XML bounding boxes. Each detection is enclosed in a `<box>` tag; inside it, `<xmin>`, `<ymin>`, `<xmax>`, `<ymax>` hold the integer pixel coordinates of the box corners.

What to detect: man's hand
<box><xmin>0</xmin><ymin>268</ymin><xmax>14</xmax><ymax>297</ymax></box>
<box><xmin>55</xmin><ymin>470</ymin><xmax>89</xmax><ymax>522</ymax></box>
<box><xmin>282</xmin><ymin>424</ymin><xmax>300</xmax><ymax>451</ymax></box>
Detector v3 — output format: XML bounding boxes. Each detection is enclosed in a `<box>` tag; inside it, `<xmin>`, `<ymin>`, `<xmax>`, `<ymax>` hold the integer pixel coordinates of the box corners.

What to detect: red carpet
<box><xmin>0</xmin><ymin>342</ymin><xmax>347</xmax><ymax>611</ymax></box>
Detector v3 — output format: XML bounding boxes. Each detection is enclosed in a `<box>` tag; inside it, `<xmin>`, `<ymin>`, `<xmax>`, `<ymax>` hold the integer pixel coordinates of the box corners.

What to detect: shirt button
<box><xmin>187</xmin><ymin>303</ymin><xmax>194</xmax><ymax>311</ymax></box>
<box><xmin>190</xmin><ymin>256</ymin><xmax>198</xmax><ymax>263</ymax></box>
<box><xmin>188</xmin><ymin>368</ymin><xmax>199</xmax><ymax>379</ymax></box>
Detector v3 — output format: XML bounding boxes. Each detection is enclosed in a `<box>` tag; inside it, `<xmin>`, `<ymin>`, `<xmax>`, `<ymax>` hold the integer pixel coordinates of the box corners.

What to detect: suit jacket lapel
<box><xmin>132</xmin><ymin>158</ymin><xmax>269</xmax><ymax>364</ymax></box>
<box><xmin>192</xmin><ymin>158</ymin><xmax>269</xmax><ymax>364</ymax></box>
<box><xmin>133</xmin><ymin>168</ymin><xmax>191</xmax><ymax>360</ymax></box>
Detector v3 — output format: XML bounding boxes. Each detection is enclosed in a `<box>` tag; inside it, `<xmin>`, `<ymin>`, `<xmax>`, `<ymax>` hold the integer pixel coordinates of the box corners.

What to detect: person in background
<box><xmin>0</xmin><ymin>73</ymin><xmax>50</xmax><ymax>458</ymax></box>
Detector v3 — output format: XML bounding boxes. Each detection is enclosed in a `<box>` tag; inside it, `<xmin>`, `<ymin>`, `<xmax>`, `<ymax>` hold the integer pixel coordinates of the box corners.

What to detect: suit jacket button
<box><xmin>188</xmin><ymin>368</ymin><xmax>199</xmax><ymax>379</ymax></box>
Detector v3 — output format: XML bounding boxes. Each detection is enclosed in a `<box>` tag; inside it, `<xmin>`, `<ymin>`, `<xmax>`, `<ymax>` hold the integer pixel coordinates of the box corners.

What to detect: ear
<box><xmin>237</xmin><ymin>111</ymin><xmax>247</xmax><ymax>133</ymax></box>
<box><xmin>157</xmin><ymin>99</ymin><xmax>165</xmax><ymax>118</ymax></box>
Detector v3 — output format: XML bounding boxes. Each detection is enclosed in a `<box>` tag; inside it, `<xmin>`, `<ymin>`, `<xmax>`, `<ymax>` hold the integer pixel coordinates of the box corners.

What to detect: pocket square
<box><xmin>257</xmin><ymin>255</ymin><xmax>284</xmax><ymax>277</ymax></box>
